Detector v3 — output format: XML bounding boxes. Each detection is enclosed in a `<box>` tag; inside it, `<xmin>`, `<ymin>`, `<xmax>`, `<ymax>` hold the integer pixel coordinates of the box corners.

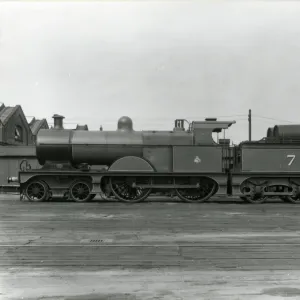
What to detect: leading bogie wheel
<box><xmin>25</xmin><ymin>180</ymin><xmax>49</xmax><ymax>202</ymax></box>
<box><xmin>69</xmin><ymin>180</ymin><xmax>93</xmax><ymax>202</ymax></box>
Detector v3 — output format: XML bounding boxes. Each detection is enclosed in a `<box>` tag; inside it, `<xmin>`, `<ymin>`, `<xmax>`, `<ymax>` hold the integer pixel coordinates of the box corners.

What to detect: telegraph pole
<box><xmin>248</xmin><ymin>109</ymin><xmax>252</xmax><ymax>141</ymax></box>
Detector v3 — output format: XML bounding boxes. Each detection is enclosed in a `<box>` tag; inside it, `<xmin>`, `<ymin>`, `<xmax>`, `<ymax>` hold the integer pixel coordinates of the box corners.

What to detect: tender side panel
<box><xmin>242</xmin><ymin>147</ymin><xmax>300</xmax><ymax>172</ymax></box>
<box><xmin>143</xmin><ymin>147</ymin><xmax>172</xmax><ymax>172</ymax></box>
<box><xmin>173</xmin><ymin>146</ymin><xmax>223</xmax><ymax>173</ymax></box>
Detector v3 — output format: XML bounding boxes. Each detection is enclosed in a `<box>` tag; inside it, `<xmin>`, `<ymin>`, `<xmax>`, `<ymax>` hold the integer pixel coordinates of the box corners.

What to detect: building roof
<box><xmin>0</xmin><ymin>106</ymin><xmax>19</xmax><ymax>126</ymax></box>
<box><xmin>30</xmin><ymin>118</ymin><xmax>49</xmax><ymax>135</ymax></box>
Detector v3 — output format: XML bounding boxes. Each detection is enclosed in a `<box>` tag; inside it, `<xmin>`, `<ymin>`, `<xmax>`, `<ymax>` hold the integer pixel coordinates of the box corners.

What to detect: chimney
<box><xmin>52</xmin><ymin>114</ymin><xmax>64</xmax><ymax>130</ymax></box>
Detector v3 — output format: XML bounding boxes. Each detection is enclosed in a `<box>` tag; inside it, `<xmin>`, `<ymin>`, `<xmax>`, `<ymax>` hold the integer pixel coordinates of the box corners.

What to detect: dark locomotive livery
<box><xmin>12</xmin><ymin>114</ymin><xmax>300</xmax><ymax>204</ymax></box>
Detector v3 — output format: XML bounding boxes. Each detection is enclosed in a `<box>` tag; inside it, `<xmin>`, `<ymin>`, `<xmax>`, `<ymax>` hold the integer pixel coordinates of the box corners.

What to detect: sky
<box><xmin>1</xmin><ymin>1</ymin><xmax>300</xmax><ymax>143</ymax></box>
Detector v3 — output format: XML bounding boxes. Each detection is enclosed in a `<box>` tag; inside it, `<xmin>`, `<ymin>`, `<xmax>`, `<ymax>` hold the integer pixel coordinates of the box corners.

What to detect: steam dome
<box><xmin>117</xmin><ymin>116</ymin><xmax>133</xmax><ymax>131</ymax></box>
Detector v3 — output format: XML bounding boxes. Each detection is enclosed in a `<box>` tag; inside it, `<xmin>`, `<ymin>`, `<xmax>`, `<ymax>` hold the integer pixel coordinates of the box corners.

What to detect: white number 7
<box><xmin>287</xmin><ymin>154</ymin><xmax>296</xmax><ymax>166</ymax></box>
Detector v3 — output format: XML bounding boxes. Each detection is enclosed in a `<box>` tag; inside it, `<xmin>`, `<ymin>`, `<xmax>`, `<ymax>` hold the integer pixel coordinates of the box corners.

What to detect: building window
<box><xmin>15</xmin><ymin>125</ymin><xmax>23</xmax><ymax>142</ymax></box>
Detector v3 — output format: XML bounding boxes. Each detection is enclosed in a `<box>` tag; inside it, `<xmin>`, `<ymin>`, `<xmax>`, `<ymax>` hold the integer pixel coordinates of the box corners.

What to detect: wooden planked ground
<box><xmin>1</xmin><ymin>196</ymin><xmax>300</xmax><ymax>299</ymax></box>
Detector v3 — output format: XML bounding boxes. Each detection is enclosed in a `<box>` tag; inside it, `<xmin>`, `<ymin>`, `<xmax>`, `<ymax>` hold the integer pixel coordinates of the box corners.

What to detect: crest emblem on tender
<box><xmin>194</xmin><ymin>156</ymin><xmax>201</xmax><ymax>164</ymax></box>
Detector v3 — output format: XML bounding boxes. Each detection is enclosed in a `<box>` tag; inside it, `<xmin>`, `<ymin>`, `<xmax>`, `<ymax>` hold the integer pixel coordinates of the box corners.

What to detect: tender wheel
<box><xmin>240</xmin><ymin>183</ymin><xmax>268</xmax><ymax>204</ymax></box>
<box><xmin>109</xmin><ymin>177</ymin><xmax>152</xmax><ymax>203</ymax></box>
<box><xmin>285</xmin><ymin>196</ymin><xmax>300</xmax><ymax>204</ymax></box>
<box><xmin>69</xmin><ymin>180</ymin><xmax>92</xmax><ymax>202</ymax></box>
<box><xmin>242</xmin><ymin>195</ymin><xmax>267</xmax><ymax>204</ymax></box>
<box><xmin>175</xmin><ymin>179</ymin><xmax>217</xmax><ymax>203</ymax></box>
<box><xmin>25</xmin><ymin>180</ymin><xmax>49</xmax><ymax>202</ymax></box>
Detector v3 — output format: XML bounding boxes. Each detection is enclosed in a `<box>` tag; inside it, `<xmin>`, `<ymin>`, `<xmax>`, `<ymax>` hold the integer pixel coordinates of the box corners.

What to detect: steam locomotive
<box><xmin>12</xmin><ymin>114</ymin><xmax>300</xmax><ymax>204</ymax></box>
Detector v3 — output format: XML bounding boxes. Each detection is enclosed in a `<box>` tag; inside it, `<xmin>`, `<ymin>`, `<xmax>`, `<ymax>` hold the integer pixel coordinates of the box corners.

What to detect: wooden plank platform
<box><xmin>1</xmin><ymin>197</ymin><xmax>300</xmax><ymax>299</ymax></box>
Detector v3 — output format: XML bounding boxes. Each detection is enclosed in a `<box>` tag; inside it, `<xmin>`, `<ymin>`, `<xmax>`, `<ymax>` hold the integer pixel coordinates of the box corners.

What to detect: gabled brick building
<box><xmin>0</xmin><ymin>104</ymin><xmax>34</xmax><ymax>145</ymax></box>
<box><xmin>29</xmin><ymin>118</ymin><xmax>49</xmax><ymax>143</ymax></box>
<box><xmin>0</xmin><ymin>103</ymin><xmax>49</xmax><ymax>145</ymax></box>
<box><xmin>0</xmin><ymin>103</ymin><xmax>49</xmax><ymax>187</ymax></box>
